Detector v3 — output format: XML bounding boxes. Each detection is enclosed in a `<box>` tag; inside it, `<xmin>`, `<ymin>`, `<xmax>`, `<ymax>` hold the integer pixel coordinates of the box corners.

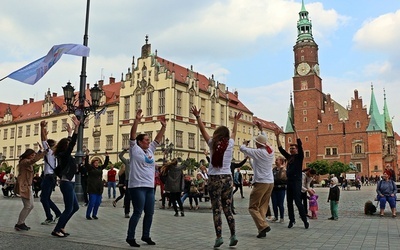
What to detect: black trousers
<box><xmin>286</xmin><ymin>180</ymin><xmax>307</xmax><ymax>222</ymax></box>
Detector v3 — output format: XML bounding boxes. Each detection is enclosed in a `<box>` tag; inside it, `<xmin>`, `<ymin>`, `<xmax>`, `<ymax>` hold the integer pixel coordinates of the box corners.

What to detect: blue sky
<box><xmin>1</xmin><ymin>0</ymin><xmax>399</xmax><ymax>132</ymax></box>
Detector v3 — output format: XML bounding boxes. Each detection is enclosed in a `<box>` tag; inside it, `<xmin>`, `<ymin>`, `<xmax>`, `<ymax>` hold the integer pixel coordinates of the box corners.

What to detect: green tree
<box><xmin>329</xmin><ymin>161</ymin><xmax>351</xmax><ymax>177</ymax></box>
<box><xmin>308</xmin><ymin>160</ymin><xmax>330</xmax><ymax>175</ymax></box>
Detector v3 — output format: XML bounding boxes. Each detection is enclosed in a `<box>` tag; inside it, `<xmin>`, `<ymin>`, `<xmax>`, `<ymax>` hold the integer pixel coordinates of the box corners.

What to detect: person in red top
<box><xmin>107</xmin><ymin>166</ymin><xmax>117</xmax><ymax>199</ymax></box>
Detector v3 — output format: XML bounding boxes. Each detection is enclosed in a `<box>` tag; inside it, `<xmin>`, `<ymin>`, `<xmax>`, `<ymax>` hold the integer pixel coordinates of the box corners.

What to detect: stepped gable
<box><xmin>156</xmin><ymin>56</ymin><xmax>228</xmax><ymax>100</ymax></box>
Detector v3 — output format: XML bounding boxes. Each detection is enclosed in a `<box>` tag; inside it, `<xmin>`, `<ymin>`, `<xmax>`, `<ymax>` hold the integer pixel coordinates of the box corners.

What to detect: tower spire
<box><xmin>296</xmin><ymin>0</ymin><xmax>314</xmax><ymax>43</ymax></box>
<box><xmin>383</xmin><ymin>88</ymin><xmax>394</xmax><ymax>137</ymax></box>
<box><xmin>285</xmin><ymin>92</ymin><xmax>295</xmax><ymax>133</ymax></box>
<box><xmin>367</xmin><ymin>84</ymin><xmax>385</xmax><ymax>132</ymax></box>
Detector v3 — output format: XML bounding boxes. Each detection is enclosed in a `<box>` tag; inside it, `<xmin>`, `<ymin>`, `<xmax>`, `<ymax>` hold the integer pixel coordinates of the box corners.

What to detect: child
<box><xmin>327</xmin><ymin>177</ymin><xmax>340</xmax><ymax>220</ymax></box>
<box><xmin>308</xmin><ymin>189</ymin><xmax>318</xmax><ymax>219</ymax></box>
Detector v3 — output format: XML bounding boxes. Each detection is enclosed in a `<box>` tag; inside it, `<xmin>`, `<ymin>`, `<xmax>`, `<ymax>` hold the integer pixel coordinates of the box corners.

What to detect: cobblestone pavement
<box><xmin>1</xmin><ymin>184</ymin><xmax>399</xmax><ymax>249</ymax></box>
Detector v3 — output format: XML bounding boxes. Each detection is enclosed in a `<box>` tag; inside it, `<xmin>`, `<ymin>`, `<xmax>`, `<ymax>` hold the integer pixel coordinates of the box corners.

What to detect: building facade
<box><xmin>285</xmin><ymin>1</ymin><xmax>397</xmax><ymax>178</ymax></box>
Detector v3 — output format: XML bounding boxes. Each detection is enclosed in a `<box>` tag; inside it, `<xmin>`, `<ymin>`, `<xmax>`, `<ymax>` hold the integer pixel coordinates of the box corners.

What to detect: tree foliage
<box><xmin>308</xmin><ymin>160</ymin><xmax>351</xmax><ymax>177</ymax></box>
<box><xmin>308</xmin><ymin>160</ymin><xmax>329</xmax><ymax>175</ymax></box>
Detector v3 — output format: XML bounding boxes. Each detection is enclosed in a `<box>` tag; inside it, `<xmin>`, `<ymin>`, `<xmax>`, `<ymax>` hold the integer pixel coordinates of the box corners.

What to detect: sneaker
<box><xmin>52</xmin><ymin>217</ymin><xmax>59</xmax><ymax>224</ymax></box>
<box><xmin>180</xmin><ymin>212</ymin><xmax>185</xmax><ymax>217</ymax></box>
<box><xmin>229</xmin><ymin>235</ymin><xmax>238</xmax><ymax>246</ymax></box>
<box><xmin>125</xmin><ymin>214</ymin><xmax>130</xmax><ymax>218</ymax></box>
<box><xmin>214</xmin><ymin>237</ymin><xmax>224</xmax><ymax>248</ymax></box>
<box><xmin>86</xmin><ymin>216</ymin><xmax>92</xmax><ymax>220</ymax></box>
<box><xmin>279</xmin><ymin>218</ymin><xmax>284</xmax><ymax>223</ymax></box>
<box><xmin>271</xmin><ymin>217</ymin><xmax>278</xmax><ymax>223</ymax></box>
<box><xmin>41</xmin><ymin>219</ymin><xmax>53</xmax><ymax>225</ymax></box>
<box><xmin>174</xmin><ymin>212</ymin><xmax>179</xmax><ymax>217</ymax></box>
<box><xmin>266</xmin><ymin>216</ymin><xmax>273</xmax><ymax>221</ymax></box>
<box><xmin>92</xmin><ymin>216</ymin><xmax>98</xmax><ymax>220</ymax></box>
<box><xmin>15</xmin><ymin>223</ymin><xmax>29</xmax><ymax>231</ymax></box>
<box><xmin>22</xmin><ymin>223</ymin><xmax>31</xmax><ymax>230</ymax></box>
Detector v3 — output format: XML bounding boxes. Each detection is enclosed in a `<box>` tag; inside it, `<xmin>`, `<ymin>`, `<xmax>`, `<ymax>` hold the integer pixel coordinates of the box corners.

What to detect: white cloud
<box><xmin>353</xmin><ymin>9</ymin><xmax>400</xmax><ymax>53</ymax></box>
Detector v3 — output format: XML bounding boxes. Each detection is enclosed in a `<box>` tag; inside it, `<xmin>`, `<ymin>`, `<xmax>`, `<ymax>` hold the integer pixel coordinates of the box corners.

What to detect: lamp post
<box><xmin>61</xmin><ymin>0</ymin><xmax>101</xmax><ymax>201</ymax></box>
<box><xmin>160</xmin><ymin>138</ymin><xmax>174</xmax><ymax>162</ymax></box>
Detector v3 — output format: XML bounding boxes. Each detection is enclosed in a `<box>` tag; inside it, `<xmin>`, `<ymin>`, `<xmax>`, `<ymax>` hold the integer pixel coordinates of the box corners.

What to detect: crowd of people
<box><xmin>1</xmin><ymin>107</ymin><xmax>396</xmax><ymax>248</ymax></box>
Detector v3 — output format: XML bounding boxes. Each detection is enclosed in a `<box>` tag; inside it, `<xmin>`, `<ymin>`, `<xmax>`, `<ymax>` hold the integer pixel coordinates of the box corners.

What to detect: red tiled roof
<box><xmin>0</xmin><ymin>82</ymin><xmax>121</xmax><ymax>123</ymax></box>
<box><xmin>156</xmin><ymin>57</ymin><xmax>228</xmax><ymax>99</ymax></box>
<box><xmin>253</xmin><ymin>116</ymin><xmax>283</xmax><ymax>132</ymax></box>
<box><xmin>227</xmin><ymin>91</ymin><xmax>253</xmax><ymax>114</ymax></box>
<box><xmin>395</xmin><ymin>132</ymin><xmax>400</xmax><ymax>141</ymax></box>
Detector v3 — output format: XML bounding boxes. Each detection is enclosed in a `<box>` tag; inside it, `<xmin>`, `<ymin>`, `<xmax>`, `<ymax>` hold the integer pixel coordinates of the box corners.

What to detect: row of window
<box><xmin>0</xmin><ymin>111</ymin><xmax>115</xmax><ymax>140</ymax></box>
<box><xmin>2</xmin><ymin>134</ymin><xmax>115</xmax><ymax>159</ymax></box>
<box><xmin>123</xmin><ymin>91</ymin><xmax>227</xmax><ymax>125</ymax></box>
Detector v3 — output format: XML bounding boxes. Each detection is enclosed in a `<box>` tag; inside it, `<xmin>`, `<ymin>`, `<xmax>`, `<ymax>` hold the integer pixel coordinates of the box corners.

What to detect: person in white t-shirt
<box><xmin>125</xmin><ymin>109</ymin><xmax>166</xmax><ymax>248</ymax></box>
<box><xmin>191</xmin><ymin>105</ymin><xmax>242</xmax><ymax>248</ymax></box>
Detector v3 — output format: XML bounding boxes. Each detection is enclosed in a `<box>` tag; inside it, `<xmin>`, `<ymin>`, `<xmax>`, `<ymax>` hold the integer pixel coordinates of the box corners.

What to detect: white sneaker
<box><xmin>271</xmin><ymin>217</ymin><xmax>278</xmax><ymax>223</ymax></box>
<box><xmin>279</xmin><ymin>218</ymin><xmax>284</xmax><ymax>223</ymax></box>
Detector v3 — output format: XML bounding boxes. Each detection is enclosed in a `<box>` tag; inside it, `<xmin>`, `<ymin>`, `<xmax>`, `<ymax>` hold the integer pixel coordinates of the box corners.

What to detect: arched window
<box><xmin>355</xmin><ymin>121</ymin><xmax>361</xmax><ymax>129</ymax></box>
<box><xmin>328</xmin><ymin>124</ymin><xmax>333</xmax><ymax>131</ymax></box>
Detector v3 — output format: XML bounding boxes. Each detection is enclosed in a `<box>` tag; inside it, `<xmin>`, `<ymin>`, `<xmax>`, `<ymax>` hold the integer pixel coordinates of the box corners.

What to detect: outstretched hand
<box><xmin>273</xmin><ymin>127</ymin><xmax>281</xmax><ymax>137</ymax></box>
<box><xmin>159</xmin><ymin>116</ymin><xmax>167</xmax><ymax>128</ymax></box>
<box><xmin>136</xmin><ymin>109</ymin><xmax>143</xmax><ymax>120</ymax></box>
<box><xmin>40</xmin><ymin>120</ymin><xmax>47</xmax><ymax>128</ymax></box>
<box><xmin>190</xmin><ymin>106</ymin><xmax>201</xmax><ymax>117</ymax></box>
<box><xmin>234</xmin><ymin>111</ymin><xmax>243</xmax><ymax>121</ymax></box>
<box><xmin>254</xmin><ymin>121</ymin><xmax>262</xmax><ymax>130</ymax></box>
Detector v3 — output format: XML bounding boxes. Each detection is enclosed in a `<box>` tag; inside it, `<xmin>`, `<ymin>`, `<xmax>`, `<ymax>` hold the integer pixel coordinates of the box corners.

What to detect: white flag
<box><xmin>2</xmin><ymin>44</ymin><xmax>90</xmax><ymax>85</ymax></box>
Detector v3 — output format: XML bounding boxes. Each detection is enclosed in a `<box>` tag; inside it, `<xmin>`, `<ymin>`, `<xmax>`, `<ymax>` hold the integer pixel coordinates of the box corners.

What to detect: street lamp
<box><xmin>160</xmin><ymin>138</ymin><xmax>174</xmax><ymax>161</ymax></box>
<box><xmin>60</xmin><ymin>0</ymin><xmax>97</xmax><ymax>202</ymax></box>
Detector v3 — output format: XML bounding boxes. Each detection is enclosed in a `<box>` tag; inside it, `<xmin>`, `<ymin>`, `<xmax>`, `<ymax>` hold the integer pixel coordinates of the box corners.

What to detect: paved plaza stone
<box><xmin>1</xmin><ymin>184</ymin><xmax>399</xmax><ymax>249</ymax></box>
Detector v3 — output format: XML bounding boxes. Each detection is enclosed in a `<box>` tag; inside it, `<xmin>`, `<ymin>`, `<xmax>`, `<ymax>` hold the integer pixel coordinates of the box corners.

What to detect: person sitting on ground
<box><xmin>180</xmin><ymin>174</ymin><xmax>192</xmax><ymax>206</ymax></box>
<box><xmin>2</xmin><ymin>173</ymin><xmax>16</xmax><ymax>197</ymax></box>
<box><xmin>376</xmin><ymin>171</ymin><xmax>397</xmax><ymax>217</ymax></box>
<box><xmin>189</xmin><ymin>173</ymin><xmax>205</xmax><ymax>210</ymax></box>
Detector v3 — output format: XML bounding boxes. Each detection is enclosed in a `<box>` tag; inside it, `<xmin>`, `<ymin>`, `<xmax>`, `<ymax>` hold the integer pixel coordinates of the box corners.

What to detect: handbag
<box><xmin>190</xmin><ymin>185</ymin><xmax>198</xmax><ymax>194</ymax></box>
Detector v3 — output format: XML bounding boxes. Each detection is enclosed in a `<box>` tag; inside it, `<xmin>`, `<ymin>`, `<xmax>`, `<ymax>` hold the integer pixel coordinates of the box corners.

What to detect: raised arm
<box><xmin>154</xmin><ymin>117</ymin><xmax>166</xmax><ymax>144</ymax></box>
<box><xmin>40</xmin><ymin>120</ymin><xmax>48</xmax><ymax>141</ymax></box>
<box><xmin>231</xmin><ymin>111</ymin><xmax>242</xmax><ymax>140</ymax></box>
<box><xmin>119</xmin><ymin>148</ymin><xmax>129</xmax><ymax>166</ymax></box>
<box><xmin>101</xmin><ymin>152</ymin><xmax>110</xmax><ymax>170</ymax></box>
<box><xmin>274</xmin><ymin>126</ymin><xmax>282</xmax><ymax>148</ymax></box>
<box><xmin>66</xmin><ymin>116</ymin><xmax>80</xmax><ymax>155</ymax></box>
<box><xmin>190</xmin><ymin>106</ymin><xmax>210</xmax><ymax>142</ymax></box>
<box><xmin>130</xmin><ymin>109</ymin><xmax>143</xmax><ymax>140</ymax></box>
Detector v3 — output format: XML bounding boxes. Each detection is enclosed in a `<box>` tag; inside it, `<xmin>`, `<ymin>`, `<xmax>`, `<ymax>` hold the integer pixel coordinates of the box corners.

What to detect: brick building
<box><xmin>284</xmin><ymin>1</ymin><xmax>397</xmax><ymax>178</ymax></box>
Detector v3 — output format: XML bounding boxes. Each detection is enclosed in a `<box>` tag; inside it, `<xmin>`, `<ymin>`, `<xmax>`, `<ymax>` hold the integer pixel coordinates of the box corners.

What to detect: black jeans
<box><xmin>286</xmin><ymin>180</ymin><xmax>307</xmax><ymax>223</ymax></box>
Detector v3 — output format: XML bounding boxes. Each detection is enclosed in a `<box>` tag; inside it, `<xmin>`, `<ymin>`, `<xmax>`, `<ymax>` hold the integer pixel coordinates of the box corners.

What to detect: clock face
<box><xmin>297</xmin><ymin>62</ymin><xmax>310</xmax><ymax>76</ymax></box>
<box><xmin>313</xmin><ymin>64</ymin><xmax>320</xmax><ymax>76</ymax></box>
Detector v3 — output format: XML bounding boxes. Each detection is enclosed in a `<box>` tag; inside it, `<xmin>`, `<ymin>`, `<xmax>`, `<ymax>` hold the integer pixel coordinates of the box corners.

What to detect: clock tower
<box><xmin>291</xmin><ymin>0</ymin><xmax>323</xmax><ymax>133</ymax></box>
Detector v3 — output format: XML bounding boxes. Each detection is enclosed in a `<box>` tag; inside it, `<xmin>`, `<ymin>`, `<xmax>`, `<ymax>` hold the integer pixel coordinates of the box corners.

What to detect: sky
<box><xmin>1</xmin><ymin>0</ymin><xmax>400</xmax><ymax>132</ymax></box>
